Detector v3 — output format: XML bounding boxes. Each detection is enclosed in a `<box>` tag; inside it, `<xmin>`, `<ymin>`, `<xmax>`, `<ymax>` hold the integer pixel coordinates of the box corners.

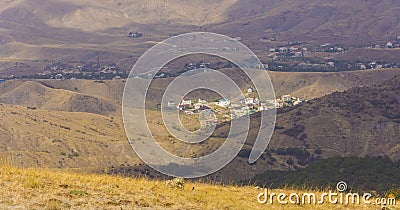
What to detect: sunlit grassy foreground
<box><xmin>0</xmin><ymin>166</ymin><xmax>398</xmax><ymax>209</ymax></box>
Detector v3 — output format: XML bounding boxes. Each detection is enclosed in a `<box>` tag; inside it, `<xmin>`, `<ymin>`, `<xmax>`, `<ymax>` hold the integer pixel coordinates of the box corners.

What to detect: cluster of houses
<box><xmin>174</xmin><ymin>99</ymin><xmax>211</xmax><ymax>114</ymax></box>
<box><xmin>368</xmin><ymin>40</ymin><xmax>400</xmax><ymax>49</ymax></box>
<box><xmin>184</xmin><ymin>62</ymin><xmax>211</xmax><ymax>71</ymax></box>
<box><xmin>318</xmin><ymin>43</ymin><xmax>346</xmax><ymax>53</ymax></box>
<box><xmin>274</xmin><ymin>95</ymin><xmax>305</xmax><ymax>108</ymax></box>
<box><xmin>40</xmin><ymin>61</ymin><xmax>126</xmax><ymax>80</ymax></box>
<box><xmin>171</xmin><ymin>86</ymin><xmax>306</xmax><ymax>119</ymax></box>
<box><xmin>351</xmin><ymin>61</ymin><xmax>399</xmax><ymax>70</ymax></box>
<box><xmin>45</xmin><ymin>62</ymin><xmax>121</xmax><ymax>75</ymax></box>
<box><xmin>268</xmin><ymin>42</ymin><xmax>347</xmax><ymax>59</ymax></box>
<box><xmin>269</xmin><ymin>47</ymin><xmax>307</xmax><ymax>58</ymax></box>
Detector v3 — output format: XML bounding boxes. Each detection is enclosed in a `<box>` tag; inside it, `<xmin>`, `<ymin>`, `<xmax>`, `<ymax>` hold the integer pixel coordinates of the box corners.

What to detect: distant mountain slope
<box><xmin>1</xmin><ymin>0</ymin><xmax>398</xmax><ymax>38</ymax></box>
<box><xmin>0</xmin><ymin>0</ymin><xmax>237</xmax><ymax>32</ymax></box>
<box><xmin>0</xmin><ymin>0</ymin><xmax>399</xmax><ymax>65</ymax></box>
<box><xmin>214</xmin><ymin>0</ymin><xmax>400</xmax><ymax>42</ymax></box>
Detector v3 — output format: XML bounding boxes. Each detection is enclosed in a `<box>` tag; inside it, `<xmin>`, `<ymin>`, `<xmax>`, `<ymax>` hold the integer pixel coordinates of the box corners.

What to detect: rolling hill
<box><xmin>0</xmin><ymin>80</ymin><xmax>118</xmax><ymax>116</ymax></box>
<box><xmin>0</xmin><ymin>102</ymin><xmax>136</xmax><ymax>171</ymax></box>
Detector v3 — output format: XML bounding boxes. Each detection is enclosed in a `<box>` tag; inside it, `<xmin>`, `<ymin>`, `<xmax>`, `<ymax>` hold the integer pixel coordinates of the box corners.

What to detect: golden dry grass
<box><xmin>0</xmin><ymin>165</ymin><xmax>398</xmax><ymax>209</ymax></box>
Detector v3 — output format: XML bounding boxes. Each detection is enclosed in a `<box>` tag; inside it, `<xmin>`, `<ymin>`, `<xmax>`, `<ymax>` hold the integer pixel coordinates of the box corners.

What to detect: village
<box><xmin>5</xmin><ymin>34</ymin><xmax>398</xmax><ymax>82</ymax></box>
<box><xmin>170</xmin><ymin>86</ymin><xmax>305</xmax><ymax>121</ymax></box>
<box><xmin>265</xmin><ymin>35</ymin><xmax>400</xmax><ymax>72</ymax></box>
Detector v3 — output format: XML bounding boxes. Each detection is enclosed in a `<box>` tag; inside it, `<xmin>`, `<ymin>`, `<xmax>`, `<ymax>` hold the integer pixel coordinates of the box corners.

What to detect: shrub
<box><xmin>283</xmin><ymin>124</ymin><xmax>305</xmax><ymax>137</ymax></box>
<box><xmin>314</xmin><ymin>149</ymin><xmax>322</xmax><ymax>155</ymax></box>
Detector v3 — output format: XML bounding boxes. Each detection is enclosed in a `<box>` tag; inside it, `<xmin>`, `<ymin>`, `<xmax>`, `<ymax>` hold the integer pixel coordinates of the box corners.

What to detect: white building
<box><xmin>180</xmin><ymin>100</ymin><xmax>192</xmax><ymax>106</ymax></box>
<box><xmin>281</xmin><ymin>95</ymin><xmax>292</xmax><ymax>103</ymax></box>
<box><xmin>198</xmin><ymin>98</ymin><xmax>207</xmax><ymax>104</ymax></box>
<box><xmin>258</xmin><ymin>103</ymin><xmax>269</xmax><ymax>111</ymax></box>
<box><xmin>216</xmin><ymin>98</ymin><xmax>231</xmax><ymax>107</ymax></box>
<box><xmin>293</xmin><ymin>98</ymin><xmax>303</xmax><ymax>106</ymax></box>
<box><xmin>167</xmin><ymin>101</ymin><xmax>177</xmax><ymax>108</ymax></box>
<box><xmin>194</xmin><ymin>103</ymin><xmax>203</xmax><ymax>110</ymax></box>
<box><xmin>245</xmin><ymin>98</ymin><xmax>255</xmax><ymax>105</ymax></box>
<box><xmin>274</xmin><ymin>100</ymin><xmax>284</xmax><ymax>108</ymax></box>
<box><xmin>55</xmin><ymin>74</ymin><xmax>64</xmax><ymax>80</ymax></box>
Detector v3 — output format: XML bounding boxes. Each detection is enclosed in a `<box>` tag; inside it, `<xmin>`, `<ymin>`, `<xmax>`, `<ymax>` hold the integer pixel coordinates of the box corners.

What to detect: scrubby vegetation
<box><xmin>247</xmin><ymin>156</ymin><xmax>400</xmax><ymax>196</ymax></box>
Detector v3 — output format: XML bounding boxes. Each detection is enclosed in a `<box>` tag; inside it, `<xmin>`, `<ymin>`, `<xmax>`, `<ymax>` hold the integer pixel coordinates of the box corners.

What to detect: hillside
<box><xmin>0</xmin><ymin>165</ymin><xmax>396</xmax><ymax>209</ymax></box>
<box><xmin>0</xmin><ymin>103</ymin><xmax>137</xmax><ymax>170</ymax></box>
<box><xmin>267</xmin><ymin>69</ymin><xmax>400</xmax><ymax>99</ymax></box>
<box><xmin>181</xmin><ymin>74</ymin><xmax>400</xmax><ymax>182</ymax></box>
<box><xmin>1</xmin><ymin>0</ymin><xmax>398</xmax><ymax>37</ymax></box>
<box><xmin>0</xmin><ymin>80</ymin><xmax>118</xmax><ymax>116</ymax></box>
<box><xmin>0</xmin><ymin>0</ymin><xmax>238</xmax><ymax>31</ymax></box>
<box><xmin>214</xmin><ymin>0</ymin><xmax>400</xmax><ymax>43</ymax></box>
<box><xmin>221</xmin><ymin>75</ymin><xmax>400</xmax><ymax>170</ymax></box>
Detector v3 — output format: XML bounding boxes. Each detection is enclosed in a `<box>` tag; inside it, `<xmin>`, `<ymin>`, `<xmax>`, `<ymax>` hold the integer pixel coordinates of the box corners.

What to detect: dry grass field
<box><xmin>0</xmin><ymin>164</ymin><xmax>398</xmax><ymax>209</ymax></box>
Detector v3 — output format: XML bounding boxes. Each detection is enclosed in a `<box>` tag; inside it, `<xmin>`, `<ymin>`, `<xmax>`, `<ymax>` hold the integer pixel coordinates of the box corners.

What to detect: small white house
<box><xmin>167</xmin><ymin>101</ymin><xmax>177</xmax><ymax>108</ymax></box>
<box><xmin>198</xmin><ymin>98</ymin><xmax>207</xmax><ymax>104</ymax></box>
<box><xmin>245</xmin><ymin>98</ymin><xmax>255</xmax><ymax>105</ymax></box>
<box><xmin>293</xmin><ymin>98</ymin><xmax>303</xmax><ymax>106</ymax></box>
<box><xmin>247</xmin><ymin>86</ymin><xmax>254</xmax><ymax>93</ymax></box>
<box><xmin>55</xmin><ymin>74</ymin><xmax>64</xmax><ymax>80</ymax></box>
<box><xmin>194</xmin><ymin>103</ymin><xmax>203</xmax><ymax>110</ymax></box>
<box><xmin>281</xmin><ymin>95</ymin><xmax>292</xmax><ymax>103</ymax></box>
<box><xmin>180</xmin><ymin>100</ymin><xmax>192</xmax><ymax>106</ymax></box>
<box><xmin>387</xmin><ymin>42</ymin><xmax>394</xmax><ymax>48</ymax></box>
<box><xmin>279</xmin><ymin>47</ymin><xmax>288</xmax><ymax>53</ymax></box>
<box><xmin>216</xmin><ymin>98</ymin><xmax>231</xmax><ymax>107</ymax></box>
